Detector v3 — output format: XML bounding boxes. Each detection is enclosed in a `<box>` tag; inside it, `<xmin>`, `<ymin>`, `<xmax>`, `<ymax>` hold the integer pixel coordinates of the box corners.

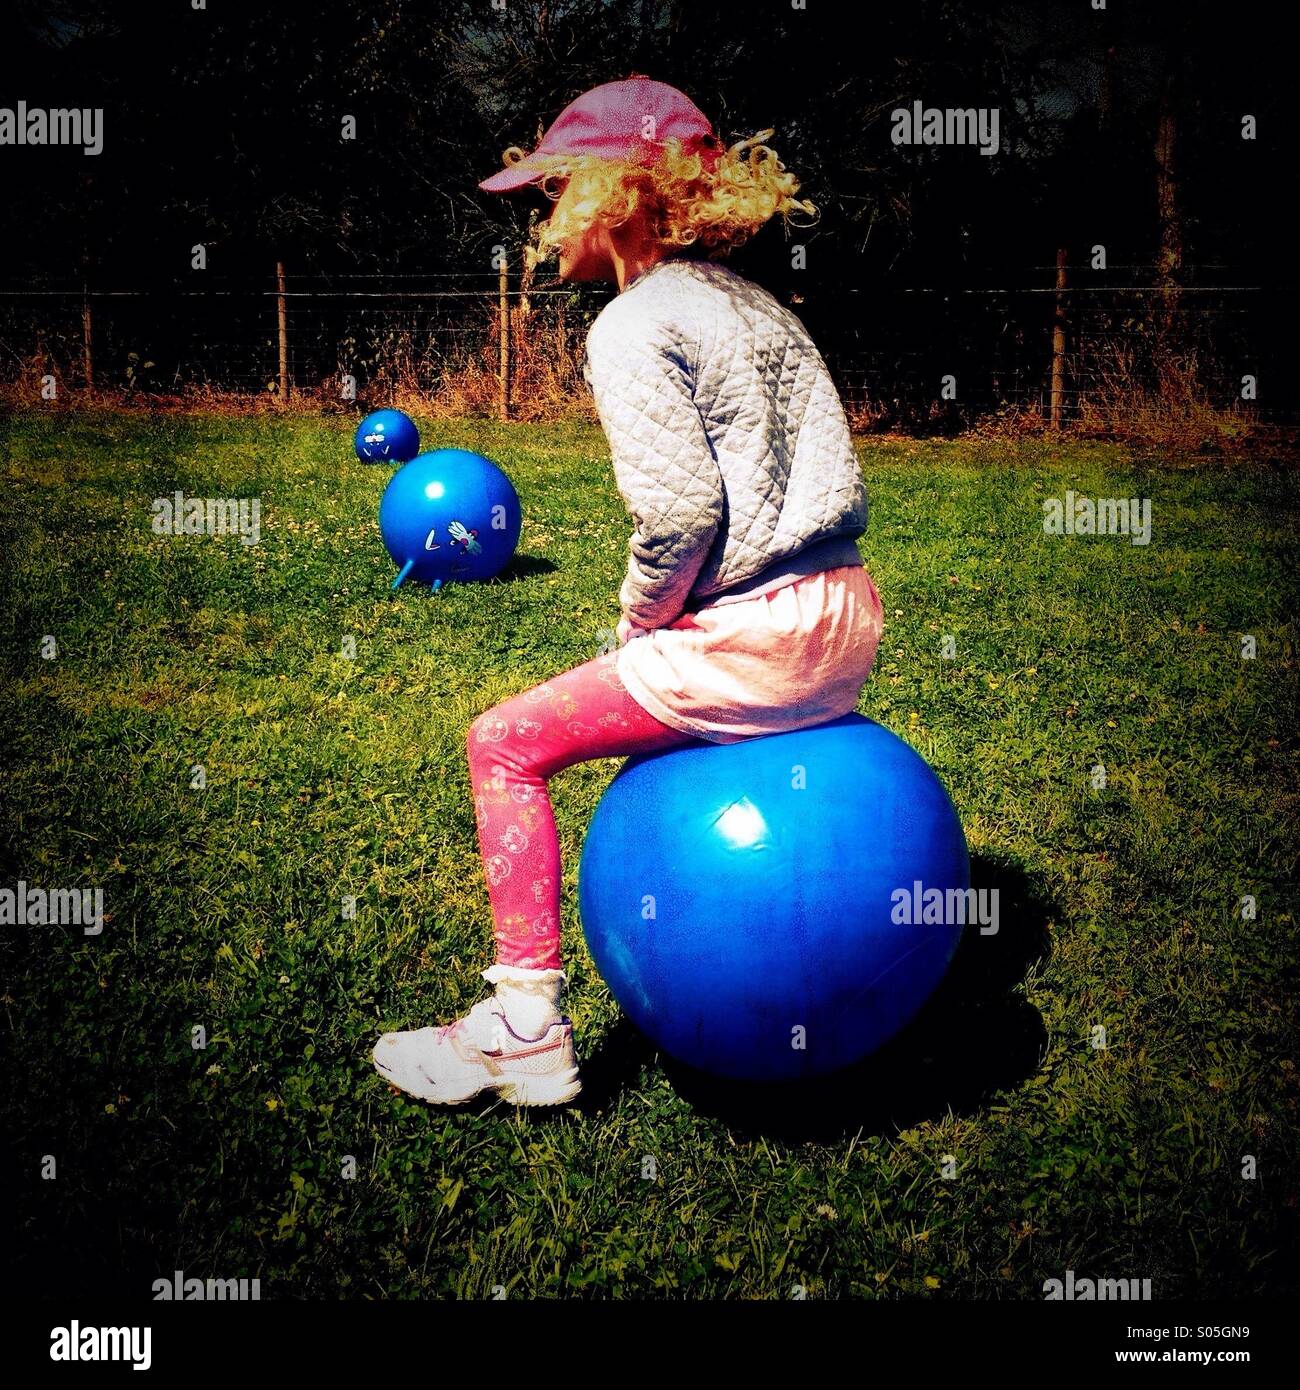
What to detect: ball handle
<box><xmin>390</xmin><ymin>559</ymin><xmax>446</xmax><ymax>595</ymax></box>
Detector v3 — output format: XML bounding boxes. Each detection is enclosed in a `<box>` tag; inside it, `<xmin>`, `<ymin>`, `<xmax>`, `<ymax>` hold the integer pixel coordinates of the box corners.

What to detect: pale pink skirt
<box><xmin>615</xmin><ymin>565</ymin><xmax>885</xmax><ymax>745</ymax></box>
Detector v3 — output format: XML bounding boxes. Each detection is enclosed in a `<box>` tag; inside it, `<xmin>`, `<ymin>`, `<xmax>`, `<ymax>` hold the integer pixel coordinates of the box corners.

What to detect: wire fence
<box><xmin>0</xmin><ymin>263</ymin><xmax>1290</xmax><ymax>435</ymax></box>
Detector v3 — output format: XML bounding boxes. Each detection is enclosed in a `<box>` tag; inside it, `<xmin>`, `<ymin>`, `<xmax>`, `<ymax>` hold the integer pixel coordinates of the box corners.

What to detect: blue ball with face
<box><xmin>379</xmin><ymin>449</ymin><xmax>522</xmax><ymax>588</ymax></box>
<box><xmin>354</xmin><ymin>409</ymin><xmax>420</xmax><ymax>464</ymax></box>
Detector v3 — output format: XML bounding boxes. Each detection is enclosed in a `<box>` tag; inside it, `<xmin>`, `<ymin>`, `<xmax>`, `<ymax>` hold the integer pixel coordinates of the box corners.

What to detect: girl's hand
<box><xmin>616</xmin><ymin>615</ymin><xmax>650</xmax><ymax>645</ymax></box>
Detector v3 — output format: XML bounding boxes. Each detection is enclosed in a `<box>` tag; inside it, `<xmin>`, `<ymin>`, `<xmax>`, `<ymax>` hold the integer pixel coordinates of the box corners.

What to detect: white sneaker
<box><xmin>373</xmin><ymin>994</ymin><xmax>582</xmax><ymax>1107</ymax></box>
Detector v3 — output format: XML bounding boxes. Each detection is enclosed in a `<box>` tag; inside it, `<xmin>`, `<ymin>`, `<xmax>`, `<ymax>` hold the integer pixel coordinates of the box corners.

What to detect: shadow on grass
<box><xmin>391</xmin><ymin>553</ymin><xmax>557</xmax><ymax>596</ymax></box>
<box><xmin>496</xmin><ymin>552</ymin><xmax>557</xmax><ymax>582</ymax></box>
<box><xmin>572</xmin><ymin>851</ymin><xmax>1054</xmax><ymax>1141</ymax></box>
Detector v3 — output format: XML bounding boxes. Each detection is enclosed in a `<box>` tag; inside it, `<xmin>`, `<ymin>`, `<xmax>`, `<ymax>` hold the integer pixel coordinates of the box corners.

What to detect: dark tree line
<box><xmin>0</xmin><ymin>0</ymin><xmax>1287</xmax><ymax>414</ymax></box>
<box><xmin>1</xmin><ymin>1</ymin><xmax>1280</xmax><ymax>280</ymax></box>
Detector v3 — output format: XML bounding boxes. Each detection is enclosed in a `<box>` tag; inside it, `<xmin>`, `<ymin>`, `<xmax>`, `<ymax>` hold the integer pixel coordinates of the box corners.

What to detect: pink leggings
<box><xmin>466</xmin><ymin>650</ymin><xmax>700</xmax><ymax>970</ymax></box>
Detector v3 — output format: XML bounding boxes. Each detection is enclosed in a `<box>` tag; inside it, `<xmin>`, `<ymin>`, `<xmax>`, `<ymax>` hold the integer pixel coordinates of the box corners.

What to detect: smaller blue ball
<box><xmin>354</xmin><ymin>409</ymin><xmax>420</xmax><ymax>464</ymax></box>
<box><xmin>379</xmin><ymin>450</ymin><xmax>522</xmax><ymax>586</ymax></box>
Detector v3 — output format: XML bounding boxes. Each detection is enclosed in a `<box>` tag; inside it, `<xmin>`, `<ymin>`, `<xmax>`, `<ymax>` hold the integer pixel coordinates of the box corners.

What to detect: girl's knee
<box><xmin>468</xmin><ymin>702</ymin><xmax>543</xmax><ymax>779</ymax></box>
<box><xmin>467</xmin><ymin>707</ymin><xmax>510</xmax><ymax>764</ymax></box>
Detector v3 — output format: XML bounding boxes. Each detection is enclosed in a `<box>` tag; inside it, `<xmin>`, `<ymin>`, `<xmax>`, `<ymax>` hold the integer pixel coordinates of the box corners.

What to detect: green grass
<box><xmin>1</xmin><ymin>409</ymin><xmax>1297</xmax><ymax>1299</ymax></box>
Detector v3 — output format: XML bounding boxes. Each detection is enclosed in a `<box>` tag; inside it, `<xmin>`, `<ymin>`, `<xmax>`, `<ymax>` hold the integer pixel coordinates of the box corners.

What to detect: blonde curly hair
<box><xmin>500</xmin><ymin>130</ymin><xmax>818</xmax><ymax>272</ymax></box>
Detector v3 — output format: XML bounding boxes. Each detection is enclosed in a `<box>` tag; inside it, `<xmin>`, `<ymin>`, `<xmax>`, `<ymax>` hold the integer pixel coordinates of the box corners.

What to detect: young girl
<box><xmin>373</xmin><ymin>76</ymin><xmax>884</xmax><ymax>1107</ymax></box>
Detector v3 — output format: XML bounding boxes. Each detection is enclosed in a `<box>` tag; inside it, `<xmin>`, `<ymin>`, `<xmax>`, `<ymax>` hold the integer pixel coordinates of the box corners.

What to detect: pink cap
<box><xmin>478</xmin><ymin>76</ymin><xmax>722</xmax><ymax>193</ymax></box>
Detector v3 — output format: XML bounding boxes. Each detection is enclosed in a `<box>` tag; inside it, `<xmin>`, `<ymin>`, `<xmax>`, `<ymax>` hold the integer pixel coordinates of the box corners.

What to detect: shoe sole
<box><xmin>374</xmin><ymin>1051</ymin><xmax>583</xmax><ymax>1108</ymax></box>
<box><xmin>498</xmin><ymin>1064</ymin><xmax>583</xmax><ymax>1107</ymax></box>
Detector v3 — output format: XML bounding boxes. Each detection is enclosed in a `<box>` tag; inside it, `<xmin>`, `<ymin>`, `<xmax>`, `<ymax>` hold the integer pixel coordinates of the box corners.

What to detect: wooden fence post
<box><xmin>82</xmin><ymin>284</ymin><xmax>93</xmax><ymax>389</ymax></box>
<box><xmin>498</xmin><ymin>253</ymin><xmax>511</xmax><ymax>421</ymax></box>
<box><xmin>276</xmin><ymin>260</ymin><xmax>290</xmax><ymax>404</ymax></box>
<box><xmin>1050</xmin><ymin>247</ymin><xmax>1067</xmax><ymax>431</ymax></box>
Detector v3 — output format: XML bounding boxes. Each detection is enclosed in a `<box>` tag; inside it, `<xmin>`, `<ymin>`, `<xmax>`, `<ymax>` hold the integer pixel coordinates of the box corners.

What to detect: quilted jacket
<box><xmin>582</xmin><ymin>257</ymin><xmax>868</xmax><ymax>631</ymax></box>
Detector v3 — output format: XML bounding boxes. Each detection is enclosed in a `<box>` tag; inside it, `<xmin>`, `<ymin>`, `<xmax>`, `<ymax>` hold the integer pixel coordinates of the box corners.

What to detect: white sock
<box><xmin>481</xmin><ymin>964</ymin><xmax>566</xmax><ymax>1037</ymax></box>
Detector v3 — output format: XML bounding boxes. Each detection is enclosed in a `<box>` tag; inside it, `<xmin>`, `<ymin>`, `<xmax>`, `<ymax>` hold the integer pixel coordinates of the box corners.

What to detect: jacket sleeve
<box><xmin>583</xmin><ymin>310</ymin><xmax>724</xmax><ymax>630</ymax></box>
